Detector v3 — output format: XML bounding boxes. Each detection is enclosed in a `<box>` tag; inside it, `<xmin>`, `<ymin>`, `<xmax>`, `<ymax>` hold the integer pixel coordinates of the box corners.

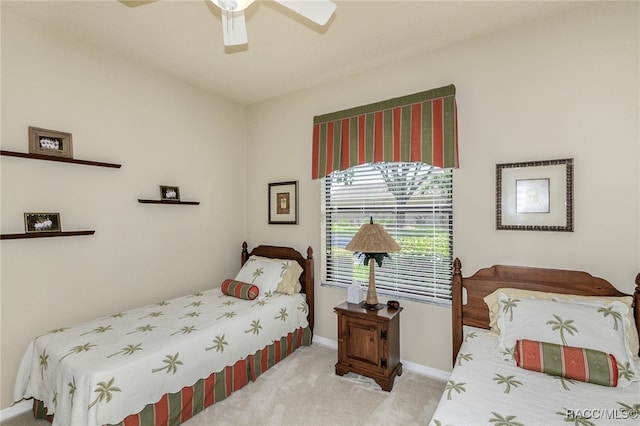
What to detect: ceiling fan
<box><xmin>122</xmin><ymin>0</ymin><xmax>337</xmax><ymax>47</ymax></box>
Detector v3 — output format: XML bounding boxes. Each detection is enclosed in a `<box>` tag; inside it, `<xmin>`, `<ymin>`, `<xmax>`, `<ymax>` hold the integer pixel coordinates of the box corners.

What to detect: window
<box><xmin>321</xmin><ymin>162</ymin><xmax>453</xmax><ymax>305</ymax></box>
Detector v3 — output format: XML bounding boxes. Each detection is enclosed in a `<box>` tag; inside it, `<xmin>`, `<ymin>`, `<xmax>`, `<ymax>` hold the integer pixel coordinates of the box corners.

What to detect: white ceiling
<box><xmin>3</xmin><ymin>0</ymin><xmax>586</xmax><ymax>106</ymax></box>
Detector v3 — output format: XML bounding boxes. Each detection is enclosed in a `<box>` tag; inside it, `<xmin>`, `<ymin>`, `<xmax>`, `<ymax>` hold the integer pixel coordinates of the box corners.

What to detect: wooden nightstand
<box><xmin>334</xmin><ymin>301</ymin><xmax>402</xmax><ymax>391</ymax></box>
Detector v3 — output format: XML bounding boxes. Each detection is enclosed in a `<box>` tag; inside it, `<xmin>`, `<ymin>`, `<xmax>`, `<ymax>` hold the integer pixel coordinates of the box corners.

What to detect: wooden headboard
<box><xmin>241</xmin><ymin>242</ymin><xmax>314</xmax><ymax>331</ymax></box>
<box><xmin>451</xmin><ymin>257</ymin><xmax>640</xmax><ymax>364</ymax></box>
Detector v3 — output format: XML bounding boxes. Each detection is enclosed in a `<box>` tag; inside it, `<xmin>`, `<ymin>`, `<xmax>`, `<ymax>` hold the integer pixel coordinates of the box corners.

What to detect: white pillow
<box><xmin>234</xmin><ymin>255</ymin><xmax>304</xmax><ymax>297</ymax></box>
<box><xmin>234</xmin><ymin>256</ymin><xmax>284</xmax><ymax>298</ymax></box>
<box><xmin>496</xmin><ymin>293</ymin><xmax>639</xmax><ymax>386</ymax></box>
<box><xmin>559</xmin><ymin>295</ymin><xmax>639</xmax><ymax>360</ymax></box>
<box><xmin>483</xmin><ymin>288</ymin><xmax>638</xmax><ymax>357</ymax></box>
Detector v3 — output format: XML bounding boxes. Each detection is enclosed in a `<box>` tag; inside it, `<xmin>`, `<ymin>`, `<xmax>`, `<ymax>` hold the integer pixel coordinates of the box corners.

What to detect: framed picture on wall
<box><xmin>268</xmin><ymin>181</ymin><xmax>298</xmax><ymax>225</ymax></box>
<box><xmin>24</xmin><ymin>212</ymin><xmax>62</xmax><ymax>233</ymax></box>
<box><xmin>496</xmin><ymin>158</ymin><xmax>573</xmax><ymax>231</ymax></box>
<box><xmin>28</xmin><ymin>126</ymin><xmax>73</xmax><ymax>158</ymax></box>
<box><xmin>160</xmin><ymin>185</ymin><xmax>180</xmax><ymax>201</ymax></box>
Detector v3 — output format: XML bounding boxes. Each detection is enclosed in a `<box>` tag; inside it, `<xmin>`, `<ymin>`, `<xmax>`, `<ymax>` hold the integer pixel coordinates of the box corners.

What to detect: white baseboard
<box><xmin>0</xmin><ymin>400</ymin><xmax>31</xmax><ymax>422</ymax></box>
<box><xmin>312</xmin><ymin>334</ymin><xmax>451</xmax><ymax>381</ymax></box>
<box><xmin>401</xmin><ymin>359</ymin><xmax>451</xmax><ymax>381</ymax></box>
<box><xmin>312</xmin><ymin>334</ymin><xmax>338</xmax><ymax>349</ymax></box>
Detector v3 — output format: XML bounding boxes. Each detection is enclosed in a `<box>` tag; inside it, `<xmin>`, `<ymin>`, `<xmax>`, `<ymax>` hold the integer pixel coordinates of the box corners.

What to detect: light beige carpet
<box><xmin>2</xmin><ymin>343</ymin><xmax>446</xmax><ymax>426</ymax></box>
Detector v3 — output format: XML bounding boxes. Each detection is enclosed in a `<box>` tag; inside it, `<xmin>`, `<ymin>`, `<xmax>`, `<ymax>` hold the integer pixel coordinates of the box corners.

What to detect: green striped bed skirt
<box><xmin>32</xmin><ymin>326</ymin><xmax>312</xmax><ymax>426</ymax></box>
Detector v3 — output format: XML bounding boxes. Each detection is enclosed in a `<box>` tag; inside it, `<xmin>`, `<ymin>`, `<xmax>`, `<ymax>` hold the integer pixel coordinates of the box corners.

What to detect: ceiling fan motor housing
<box><xmin>217</xmin><ymin>0</ymin><xmax>255</xmax><ymax>12</ymax></box>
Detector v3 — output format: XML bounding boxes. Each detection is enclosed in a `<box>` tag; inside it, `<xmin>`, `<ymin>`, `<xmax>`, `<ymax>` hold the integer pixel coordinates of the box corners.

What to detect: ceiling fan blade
<box><xmin>274</xmin><ymin>0</ymin><xmax>336</xmax><ymax>26</ymax></box>
<box><xmin>221</xmin><ymin>10</ymin><xmax>248</xmax><ymax>46</ymax></box>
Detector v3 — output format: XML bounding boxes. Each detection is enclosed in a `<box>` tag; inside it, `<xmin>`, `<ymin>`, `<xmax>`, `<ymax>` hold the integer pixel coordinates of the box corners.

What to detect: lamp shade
<box><xmin>345</xmin><ymin>217</ymin><xmax>401</xmax><ymax>253</ymax></box>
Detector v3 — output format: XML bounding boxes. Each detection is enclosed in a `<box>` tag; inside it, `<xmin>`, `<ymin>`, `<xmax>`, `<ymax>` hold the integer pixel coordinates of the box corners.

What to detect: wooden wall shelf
<box><xmin>1</xmin><ymin>150</ymin><xmax>121</xmax><ymax>169</ymax></box>
<box><xmin>1</xmin><ymin>230</ymin><xmax>95</xmax><ymax>240</ymax></box>
<box><xmin>138</xmin><ymin>199</ymin><xmax>200</xmax><ymax>205</ymax></box>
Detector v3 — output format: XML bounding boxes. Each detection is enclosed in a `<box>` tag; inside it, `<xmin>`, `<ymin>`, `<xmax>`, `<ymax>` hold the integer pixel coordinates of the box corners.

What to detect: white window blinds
<box><xmin>321</xmin><ymin>162</ymin><xmax>453</xmax><ymax>305</ymax></box>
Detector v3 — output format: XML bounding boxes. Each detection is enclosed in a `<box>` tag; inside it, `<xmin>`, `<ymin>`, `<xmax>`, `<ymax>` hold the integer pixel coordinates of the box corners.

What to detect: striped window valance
<box><xmin>311</xmin><ymin>84</ymin><xmax>459</xmax><ymax>179</ymax></box>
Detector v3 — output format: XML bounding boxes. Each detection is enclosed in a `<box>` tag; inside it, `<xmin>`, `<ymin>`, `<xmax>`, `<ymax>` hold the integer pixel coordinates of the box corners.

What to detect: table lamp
<box><xmin>345</xmin><ymin>217</ymin><xmax>401</xmax><ymax>310</ymax></box>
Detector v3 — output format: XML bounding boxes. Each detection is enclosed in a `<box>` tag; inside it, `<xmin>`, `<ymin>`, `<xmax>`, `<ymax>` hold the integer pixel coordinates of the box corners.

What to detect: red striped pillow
<box><xmin>221</xmin><ymin>279</ymin><xmax>259</xmax><ymax>300</ymax></box>
<box><xmin>515</xmin><ymin>339</ymin><xmax>618</xmax><ymax>387</ymax></box>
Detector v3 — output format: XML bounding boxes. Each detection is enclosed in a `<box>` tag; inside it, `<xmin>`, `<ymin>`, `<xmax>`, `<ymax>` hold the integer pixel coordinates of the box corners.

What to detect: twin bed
<box><xmin>430</xmin><ymin>258</ymin><xmax>640</xmax><ymax>425</ymax></box>
<box><xmin>14</xmin><ymin>242</ymin><xmax>314</xmax><ymax>426</ymax></box>
<box><xmin>15</xmin><ymin>245</ymin><xmax>640</xmax><ymax>426</ymax></box>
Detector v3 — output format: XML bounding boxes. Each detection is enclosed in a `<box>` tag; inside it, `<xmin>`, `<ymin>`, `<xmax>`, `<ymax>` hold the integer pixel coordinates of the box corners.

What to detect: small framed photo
<box><xmin>496</xmin><ymin>158</ymin><xmax>573</xmax><ymax>231</ymax></box>
<box><xmin>160</xmin><ymin>185</ymin><xmax>180</xmax><ymax>201</ymax></box>
<box><xmin>268</xmin><ymin>181</ymin><xmax>298</xmax><ymax>225</ymax></box>
<box><xmin>28</xmin><ymin>126</ymin><xmax>73</xmax><ymax>158</ymax></box>
<box><xmin>24</xmin><ymin>213</ymin><xmax>62</xmax><ymax>233</ymax></box>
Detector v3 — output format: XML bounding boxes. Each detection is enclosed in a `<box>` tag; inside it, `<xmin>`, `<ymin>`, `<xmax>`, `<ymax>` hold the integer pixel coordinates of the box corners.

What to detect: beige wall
<box><xmin>245</xmin><ymin>1</ymin><xmax>639</xmax><ymax>373</ymax></box>
<box><xmin>1</xmin><ymin>0</ymin><xmax>639</xmax><ymax>415</ymax></box>
<box><xmin>1</xmin><ymin>9</ymin><xmax>246</xmax><ymax>409</ymax></box>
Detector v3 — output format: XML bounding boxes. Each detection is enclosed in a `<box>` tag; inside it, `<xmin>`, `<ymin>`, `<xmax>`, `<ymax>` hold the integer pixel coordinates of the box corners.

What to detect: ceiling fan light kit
<box><xmin>215</xmin><ymin>0</ymin><xmax>254</xmax><ymax>11</ymax></box>
<box><xmin>210</xmin><ymin>0</ymin><xmax>337</xmax><ymax>47</ymax></box>
<box><xmin>217</xmin><ymin>4</ymin><xmax>249</xmax><ymax>46</ymax></box>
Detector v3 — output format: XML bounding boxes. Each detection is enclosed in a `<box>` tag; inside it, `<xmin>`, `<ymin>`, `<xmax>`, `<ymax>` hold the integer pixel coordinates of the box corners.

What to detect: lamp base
<box><xmin>360</xmin><ymin>301</ymin><xmax>385</xmax><ymax>311</ymax></box>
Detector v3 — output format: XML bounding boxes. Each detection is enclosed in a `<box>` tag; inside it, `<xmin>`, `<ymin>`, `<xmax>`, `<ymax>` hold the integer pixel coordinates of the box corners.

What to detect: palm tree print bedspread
<box><xmin>429</xmin><ymin>328</ymin><xmax>640</xmax><ymax>425</ymax></box>
<box><xmin>14</xmin><ymin>288</ymin><xmax>309</xmax><ymax>426</ymax></box>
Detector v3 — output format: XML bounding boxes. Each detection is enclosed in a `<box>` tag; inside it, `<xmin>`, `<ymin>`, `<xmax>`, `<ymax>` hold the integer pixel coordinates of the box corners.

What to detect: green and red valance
<box><xmin>312</xmin><ymin>84</ymin><xmax>459</xmax><ymax>179</ymax></box>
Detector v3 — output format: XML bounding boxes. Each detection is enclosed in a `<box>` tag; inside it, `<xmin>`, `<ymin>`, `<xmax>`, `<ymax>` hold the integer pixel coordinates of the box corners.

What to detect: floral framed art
<box><xmin>268</xmin><ymin>181</ymin><xmax>298</xmax><ymax>225</ymax></box>
<box><xmin>496</xmin><ymin>158</ymin><xmax>573</xmax><ymax>231</ymax></box>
